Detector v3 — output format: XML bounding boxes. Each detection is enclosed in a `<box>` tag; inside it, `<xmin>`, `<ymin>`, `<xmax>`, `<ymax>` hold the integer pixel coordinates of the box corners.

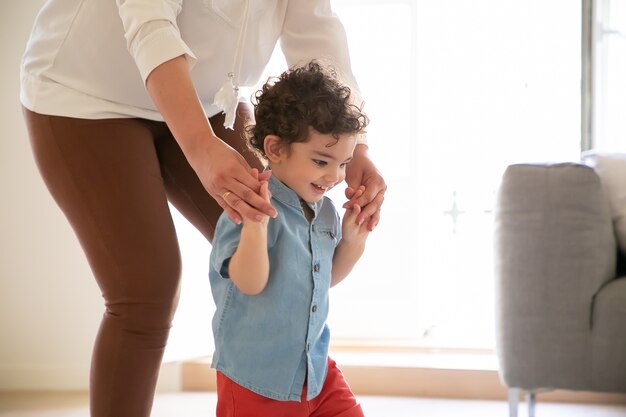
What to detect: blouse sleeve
<box><xmin>280</xmin><ymin>0</ymin><xmax>368</xmax><ymax>144</ymax></box>
<box><xmin>116</xmin><ymin>0</ymin><xmax>197</xmax><ymax>83</ymax></box>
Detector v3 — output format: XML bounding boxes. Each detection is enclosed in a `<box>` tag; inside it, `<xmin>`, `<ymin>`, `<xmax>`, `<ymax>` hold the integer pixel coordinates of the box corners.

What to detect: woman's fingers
<box><xmin>221</xmin><ymin>185</ymin><xmax>275</xmax><ymax>222</ymax></box>
<box><xmin>205</xmin><ymin>146</ymin><xmax>277</xmax><ymax>222</ymax></box>
<box><xmin>344</xmin><ymin>180</ymin><xmax>385</xmax><ymax>230</ymax></box>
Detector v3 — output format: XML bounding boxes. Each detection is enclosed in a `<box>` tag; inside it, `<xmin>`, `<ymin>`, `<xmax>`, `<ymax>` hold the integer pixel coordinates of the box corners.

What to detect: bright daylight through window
<box><xmin>164</xmin><ymin>0</ymin><xmax>583</xmax><ymax>361</ymax></box>
<box><xmin>593</xmin><ymin>0</ymin><xmax>626</xmax><ymax>151</ymax></box>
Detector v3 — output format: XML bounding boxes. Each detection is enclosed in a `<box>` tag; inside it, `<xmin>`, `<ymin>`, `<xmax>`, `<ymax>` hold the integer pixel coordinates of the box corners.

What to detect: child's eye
<box><xmin>313</xmin><ymin>159</ymin><xmax>327</xmax><ymax>167</ymax></box>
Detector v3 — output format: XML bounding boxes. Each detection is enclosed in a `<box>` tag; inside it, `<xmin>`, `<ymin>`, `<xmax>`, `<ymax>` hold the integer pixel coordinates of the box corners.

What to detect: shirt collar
<box><xmin>268</xmin><ymin>175</ymin><xmax>322</xmax><ymax>217</ymax></box>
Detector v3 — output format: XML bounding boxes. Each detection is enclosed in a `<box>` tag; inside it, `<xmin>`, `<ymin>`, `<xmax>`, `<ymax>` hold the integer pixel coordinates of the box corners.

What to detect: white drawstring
<box><xmin>213</xmin><ymin>0</ymin><xmax>250</xmax><ymax>130</ymax></box>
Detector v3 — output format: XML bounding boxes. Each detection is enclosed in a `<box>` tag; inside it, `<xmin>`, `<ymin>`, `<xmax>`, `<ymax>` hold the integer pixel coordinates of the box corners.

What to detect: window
<box><xmin>326</xmin><ymin>0</ymin><xmax>582</xmax><ymax>349</ymax></box>
<box><xmin>592</xmin><ymin>0</ymin><xmax>626</xmax><ymax>151</ymax></box>
<box><xmin>164</xmin><ymin>0</ymin><xmax>583</xmax><ymax>361</ymax></box>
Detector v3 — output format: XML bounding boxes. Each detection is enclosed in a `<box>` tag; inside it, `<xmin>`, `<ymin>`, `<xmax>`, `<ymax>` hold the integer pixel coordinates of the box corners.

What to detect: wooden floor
<box><xmin>2</xmin><ymin>391</ymin><xmax>626</xmax><ymax>417</ymax></box>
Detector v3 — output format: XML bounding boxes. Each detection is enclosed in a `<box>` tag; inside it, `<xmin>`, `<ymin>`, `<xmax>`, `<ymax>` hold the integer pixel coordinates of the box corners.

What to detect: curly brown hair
<box><xmin>246</xmin><ymin>61</ymin><xmax>369</xmax><ymax>159</ymax></box>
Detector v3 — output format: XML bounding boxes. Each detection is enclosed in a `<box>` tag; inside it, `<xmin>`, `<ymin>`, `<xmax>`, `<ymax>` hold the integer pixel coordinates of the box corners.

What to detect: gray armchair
<box><xmin>494</xmin><ymin>162</ymin><xmax>626</xmax><ymax>417</ymax></box>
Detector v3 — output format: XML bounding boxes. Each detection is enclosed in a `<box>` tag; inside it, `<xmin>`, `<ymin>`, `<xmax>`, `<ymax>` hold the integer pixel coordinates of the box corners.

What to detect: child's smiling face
<box><xmin>266</xmin><ymin>129</ymin><xmax>357</xmax><ymax>203</ymax></box>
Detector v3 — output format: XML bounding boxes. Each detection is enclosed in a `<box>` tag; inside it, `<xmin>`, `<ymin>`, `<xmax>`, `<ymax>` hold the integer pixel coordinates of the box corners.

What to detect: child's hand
<box><xmin>257</xmin><ymin>180</ymin><xmax>271</xmax><ymax>226</ymax></box>
<box><xmin>341</xmin><ymin>203</ymin><xmax>370</xmax><ymax>243</ymax></box>
<box><xmin>257</xmin><ymin>168</ymin><xmax>272</xmax><ymax>182</ymax></box>
<box><xmin>344</xmin><ymin>185</ymin><xmax>366</xmax><ymax>225</ymax></box>
<box><xmin>240</xmin><ymin>169</ymin><xmax>272</xmax><ymax>225</ymax></box>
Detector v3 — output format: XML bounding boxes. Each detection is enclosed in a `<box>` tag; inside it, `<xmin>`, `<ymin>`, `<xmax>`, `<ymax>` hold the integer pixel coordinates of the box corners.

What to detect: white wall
<box><xmin>0</xmin><ymin>1</ymin><xmax>181</xmax><ymax>392</ymax></box>
<box><xmin>0</xmin><ymin>0</ymin><xmax>103</xmax><ymax>390</ymax></box>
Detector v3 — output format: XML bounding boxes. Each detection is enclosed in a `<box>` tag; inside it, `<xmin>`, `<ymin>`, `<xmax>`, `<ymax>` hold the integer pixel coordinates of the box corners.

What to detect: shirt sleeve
<box><xmin>116</xmin><ymin>0</ymin><xmax>198</xmax><ymax>83</ymax></box>
<box><xmin>210</xmin><ymin>216</ymin><xmax>243</xmax><ymax>279</ymax></box>
<box><xmin>279</xmin><ymin>0</ymin><xmax>368</xmax><ymax>145</ymax></box>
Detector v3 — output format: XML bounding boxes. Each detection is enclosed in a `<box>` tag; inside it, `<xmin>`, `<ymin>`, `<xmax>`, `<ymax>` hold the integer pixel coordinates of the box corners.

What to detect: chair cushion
<box><xmin>582</xmin><ymin>152</ymin><xmax>626</xmax><ymax>254</ymax></box>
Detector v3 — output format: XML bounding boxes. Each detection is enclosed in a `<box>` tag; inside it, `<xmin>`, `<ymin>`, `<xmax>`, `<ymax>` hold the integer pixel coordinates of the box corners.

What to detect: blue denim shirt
<box><xmin>209</xmin><ymin>175</ymin><xmax>342</xmax><ymax>401</ymax></box>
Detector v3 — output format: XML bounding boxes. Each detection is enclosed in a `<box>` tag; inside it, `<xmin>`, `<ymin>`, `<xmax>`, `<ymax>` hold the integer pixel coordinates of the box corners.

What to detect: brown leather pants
<box><xmin>23</xmin><ymin>105</ymin><xmax>262</xmax><ymax>417</ymax></box>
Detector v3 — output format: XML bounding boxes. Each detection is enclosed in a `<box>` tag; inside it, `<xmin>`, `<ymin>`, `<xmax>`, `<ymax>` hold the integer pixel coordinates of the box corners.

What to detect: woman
<box><xmin>20</xmin><ymin>1</ymin><xmax>386</xmax><ymax>416</ymax></box>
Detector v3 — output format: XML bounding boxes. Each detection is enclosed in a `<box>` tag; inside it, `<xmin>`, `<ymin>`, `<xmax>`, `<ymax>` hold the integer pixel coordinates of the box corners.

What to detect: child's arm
<box><xmin>228</xmin><ymin>180</ymin><xmax>271</xmax><ymax>295</ymax></box>
<box><xmin>331</xmin><ymin>203</ymin><xmax>370</xmax><ymax>287</ymax></box>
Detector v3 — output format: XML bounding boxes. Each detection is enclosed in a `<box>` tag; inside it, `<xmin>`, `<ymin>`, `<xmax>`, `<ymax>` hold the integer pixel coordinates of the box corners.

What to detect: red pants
<box><xmin>23</xmin><ymin>105</ymin><xmax>263</xmax><ymax>417</ymax></box>
<box><xmin>216</xmin><ymin>358</ymin><xmax>364</xmax><ymax>417</ymax></box>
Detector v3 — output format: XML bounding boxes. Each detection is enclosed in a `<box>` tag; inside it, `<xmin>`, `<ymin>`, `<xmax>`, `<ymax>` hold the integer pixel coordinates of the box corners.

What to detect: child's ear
<box><xmin>264</xmin><ymin>135</ymin><xmax>284</xmax><ymax>163</ymax></box>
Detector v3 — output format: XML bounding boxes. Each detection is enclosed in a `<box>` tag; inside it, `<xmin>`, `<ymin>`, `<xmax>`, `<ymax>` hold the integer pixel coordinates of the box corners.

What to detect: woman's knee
<box><xmin>110</xmin><ymin>243</ymin><xmax>184</xmax><ymax>325</ymax></box>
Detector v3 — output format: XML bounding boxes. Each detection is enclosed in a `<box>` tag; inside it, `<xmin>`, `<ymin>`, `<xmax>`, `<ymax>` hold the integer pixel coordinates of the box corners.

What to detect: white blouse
<box><xmin>20</xmin><ymin>0</ymin><xmax>363</xmax><ymax>125</ymax></box>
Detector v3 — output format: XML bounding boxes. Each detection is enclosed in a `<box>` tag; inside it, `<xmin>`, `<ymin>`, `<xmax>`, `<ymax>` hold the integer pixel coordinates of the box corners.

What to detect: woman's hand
<box><xmin>343</xmin><ymin>144</ymin><xmax>386</xmax><ymax>231</ymax></box>
<box><xmin>145</xmin><ymin>55</ymin><xmax>276</xmax><ymax>224</ymax></box>
<box><xmin>233</xmin><ymin>170</ymin><xmax>272</xmax><ymax>225</ymax></box>
<box><xmin>200</xmin><ymin>139</ymin><xmax>276</xmax><ymax>224</ymax></box>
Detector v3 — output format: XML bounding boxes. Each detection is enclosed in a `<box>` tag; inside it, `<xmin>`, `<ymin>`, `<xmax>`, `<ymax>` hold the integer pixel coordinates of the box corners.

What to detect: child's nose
<box><xmin>325</xmin><ymin>168</ymin><xmax>343</xmax><ymax>183</ymax></box>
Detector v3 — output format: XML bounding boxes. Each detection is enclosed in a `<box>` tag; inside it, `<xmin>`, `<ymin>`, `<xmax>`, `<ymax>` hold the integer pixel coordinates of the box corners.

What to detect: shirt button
<box><xmin>313</xmin><ymin>264</ymin><xmax>320</xmax><ymax>272</ymax></box>
<box><xmin>312</xmin><ymin>305</ymin><xmax>317</xmax><ymax>313</ymax></box>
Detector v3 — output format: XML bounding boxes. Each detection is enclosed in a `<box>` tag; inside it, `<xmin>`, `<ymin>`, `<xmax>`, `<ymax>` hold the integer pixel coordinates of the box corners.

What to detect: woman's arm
<box><xmin>145</xmin><ymin>55</ymin><xmax>276</xmax><ymax>224</ymax></box>
<box><xmin>281</xmin><ymin>1</ymin><xmax>386</xmax><ymax>231</ymax></box>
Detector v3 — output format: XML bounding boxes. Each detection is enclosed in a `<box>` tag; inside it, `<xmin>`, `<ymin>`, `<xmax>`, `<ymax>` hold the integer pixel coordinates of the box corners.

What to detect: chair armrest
<box><xmin>494</xmin><ymin>162</ymin><xmax>616</xmax><ymax>390</ymax></box>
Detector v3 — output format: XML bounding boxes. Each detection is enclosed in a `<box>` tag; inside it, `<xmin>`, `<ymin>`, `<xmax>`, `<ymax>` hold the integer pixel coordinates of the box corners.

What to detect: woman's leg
<box><xmin>23</xmin><ymin>103</ymin><xmax>262</xmax><ymax>416</ymax></box>
<box><xmin>24</xmin><ymin>110</ymin><xmax>182</xmax><ymax>417</ymax></box>
<box><xmin>156</xmin><ymin>103</ymin><xmax>264</xmax><ymax>242</ymax></box>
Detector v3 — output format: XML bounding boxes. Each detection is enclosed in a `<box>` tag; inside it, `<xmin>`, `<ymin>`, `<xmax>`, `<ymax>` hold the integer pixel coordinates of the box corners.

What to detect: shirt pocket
<box><xmin>317</xmin><ymin>228</ymin><xmax>338</xmax><ymax>246</ymax></box>
<box><xmin>313</xmin><ymin>226</ymin><xmax>339</xmax><ymax>267</ymax></box>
